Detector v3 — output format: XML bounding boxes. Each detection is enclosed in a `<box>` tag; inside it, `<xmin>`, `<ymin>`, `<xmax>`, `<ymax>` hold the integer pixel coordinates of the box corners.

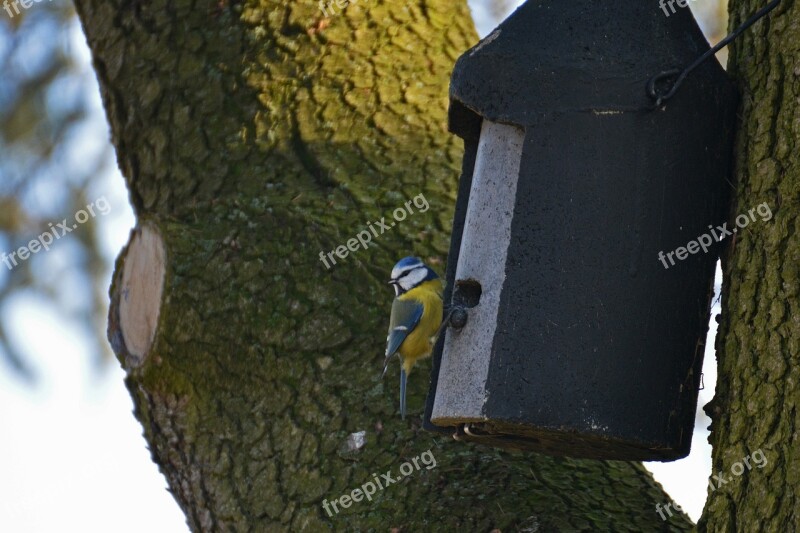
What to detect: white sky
<box><xmin>0</xmin><ymin>2</ymin><xmax>727</xmax><ymax>530</ymax></box>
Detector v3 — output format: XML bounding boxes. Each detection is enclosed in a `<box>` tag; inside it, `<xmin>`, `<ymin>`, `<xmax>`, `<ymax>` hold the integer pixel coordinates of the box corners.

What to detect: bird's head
<box><xmin>389</xmin><ymin>256</ymin><xmax>439</xmax><ymax>296</ymax></box>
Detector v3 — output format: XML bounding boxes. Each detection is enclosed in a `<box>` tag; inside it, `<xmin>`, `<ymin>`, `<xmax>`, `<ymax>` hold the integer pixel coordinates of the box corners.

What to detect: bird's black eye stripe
<box><xmin>397</xmin><ymin>266</ymin><xmax>421</xmax><ymax>281</ymax></box>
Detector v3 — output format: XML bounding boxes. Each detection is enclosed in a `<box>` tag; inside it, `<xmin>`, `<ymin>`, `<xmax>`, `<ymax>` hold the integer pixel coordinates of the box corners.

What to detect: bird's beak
<box><xmin>389</xmin><ymin>279</ymin><xmax>401</xmax><ymax>296</ymax></box>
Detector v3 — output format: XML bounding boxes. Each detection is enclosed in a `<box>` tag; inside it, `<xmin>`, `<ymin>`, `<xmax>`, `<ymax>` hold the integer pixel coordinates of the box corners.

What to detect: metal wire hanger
<box><xmin>647</xmin><ymin>0</ymin><xmax>782</xmax><ymax>107</ymax></box>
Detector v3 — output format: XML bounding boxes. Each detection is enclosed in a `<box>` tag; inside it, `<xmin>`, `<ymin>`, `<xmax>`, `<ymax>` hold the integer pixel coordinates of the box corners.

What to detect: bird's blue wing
<box><xmin>385</xmin><ymin>298</ymin><xmax>424</xmax><ymax>359</ymax></box>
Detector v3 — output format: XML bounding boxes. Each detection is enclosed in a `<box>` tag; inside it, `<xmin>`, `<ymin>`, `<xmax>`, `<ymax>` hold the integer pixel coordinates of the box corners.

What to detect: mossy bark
<box><xmin>701</xmin><ymin>1</ymin><xmax>799</xmax><ymax>531</ymax></box>
<box><xmin>75</xmin><ymin>0</ymin><xmax>692</xmax><ymax>530</ymax></box>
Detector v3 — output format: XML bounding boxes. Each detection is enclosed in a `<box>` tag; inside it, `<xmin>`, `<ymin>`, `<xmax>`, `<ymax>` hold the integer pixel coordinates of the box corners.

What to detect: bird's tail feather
<box><xmin>400</xmin><ymin>368</ymin><xmax>407</xmax><ymax>420</ymax></box>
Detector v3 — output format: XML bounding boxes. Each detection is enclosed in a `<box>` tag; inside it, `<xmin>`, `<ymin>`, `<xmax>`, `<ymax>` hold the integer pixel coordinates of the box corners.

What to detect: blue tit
<box><xmin>383</xmin><ymin>256</ymin><xmax>443</xmax><ymax>419</ymax></box>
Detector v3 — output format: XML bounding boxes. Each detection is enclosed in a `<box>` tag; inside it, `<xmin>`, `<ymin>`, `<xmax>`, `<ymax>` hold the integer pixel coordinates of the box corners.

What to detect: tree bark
<box><xmin>701</xmin><ymin>1</ymin><xmax>798</xmax><ymax>531</ymax></box>
<box><xmin>76</xmin><ymin>0</ymin><xmax>692</xmax><ymax>530</ymax></box>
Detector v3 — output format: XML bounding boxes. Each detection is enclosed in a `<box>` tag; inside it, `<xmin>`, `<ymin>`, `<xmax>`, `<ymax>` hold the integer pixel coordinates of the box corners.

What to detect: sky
<box><xmin>0</xmin><ymin>1</ymin><xmax>727</xmax><ymax>530</ymax></box>
<box><xmin>0</xmin><ymin>15</ymin><xmax>189</xmax><ymax>533</ymax></box>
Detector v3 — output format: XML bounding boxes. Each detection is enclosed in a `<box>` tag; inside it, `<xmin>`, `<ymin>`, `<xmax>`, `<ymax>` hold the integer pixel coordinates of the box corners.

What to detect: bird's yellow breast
<box><xmin>397</xmin><ymin>279</ymin><xmax>443</xmax><ymax>374</ymax></box>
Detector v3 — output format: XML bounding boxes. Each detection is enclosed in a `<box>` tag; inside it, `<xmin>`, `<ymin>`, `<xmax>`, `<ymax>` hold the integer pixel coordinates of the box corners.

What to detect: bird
<box><xmin>383</xmin><ymin>256</ymin><xmax>443</xmax><ymax>419</ymax></box>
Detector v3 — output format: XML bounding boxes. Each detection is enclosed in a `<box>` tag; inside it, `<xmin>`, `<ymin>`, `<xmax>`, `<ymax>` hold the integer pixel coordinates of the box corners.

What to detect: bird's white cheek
<box><xmin>401</xmin><ymin>269</ymin><xmax>427</xmax><ymax>291</ymax></box>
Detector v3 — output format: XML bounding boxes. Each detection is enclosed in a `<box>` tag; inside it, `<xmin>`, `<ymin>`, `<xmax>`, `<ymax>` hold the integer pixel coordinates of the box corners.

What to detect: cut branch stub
<box><xmin>117</xmin><ymin>223</ymin><xmax>166</xmax><ymax>367</ymax></box>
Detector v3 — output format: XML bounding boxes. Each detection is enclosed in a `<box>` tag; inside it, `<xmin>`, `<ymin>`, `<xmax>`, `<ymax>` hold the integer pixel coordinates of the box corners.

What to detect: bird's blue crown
<box><xmin>392</xmin><ymin>256</ymin><xmax>438</xmax><ymax>280</ymax></box>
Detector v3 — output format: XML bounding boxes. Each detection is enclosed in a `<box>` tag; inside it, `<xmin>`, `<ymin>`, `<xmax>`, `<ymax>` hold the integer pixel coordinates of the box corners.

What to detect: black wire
<box><xmin>647</xmin><ymin>0</ymin><xmax>782</xmax><ymax>106</ymax></box>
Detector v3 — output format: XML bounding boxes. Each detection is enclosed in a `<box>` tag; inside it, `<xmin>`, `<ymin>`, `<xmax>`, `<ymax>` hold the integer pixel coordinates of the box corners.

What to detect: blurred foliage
<box><xmin>0</xmin><ymin>3</ymin><xmax>115</xmax><ymax>380</ymax></box>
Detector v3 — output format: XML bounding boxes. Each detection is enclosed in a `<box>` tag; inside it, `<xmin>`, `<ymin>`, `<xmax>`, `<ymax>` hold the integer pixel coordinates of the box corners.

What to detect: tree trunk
<box><xmin>701</xmin><ymin>1</ymin><xmax>798</xmax><ymax>531</ymax></box>
<box><xmin>75</xmin><ymin>0</ymin><xmax>692</xmax><ymax>530</ymax></box>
